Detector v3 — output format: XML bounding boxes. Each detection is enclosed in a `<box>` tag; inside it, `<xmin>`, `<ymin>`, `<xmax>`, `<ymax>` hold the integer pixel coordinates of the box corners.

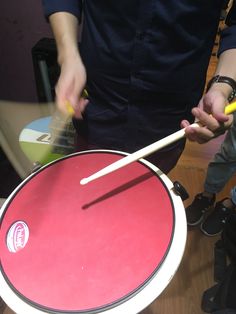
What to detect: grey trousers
<box><xmin>204</xmin><ymin>112</ymin><xmax>236</xmax><ymax>195</ymax></box>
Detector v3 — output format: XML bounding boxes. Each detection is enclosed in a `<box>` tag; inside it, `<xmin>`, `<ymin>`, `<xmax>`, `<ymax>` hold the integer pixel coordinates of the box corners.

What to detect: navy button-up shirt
<box><xmin>43</xmin><ymin>1</ymin><xmax>236</xmax><ymax>154</ymax></box>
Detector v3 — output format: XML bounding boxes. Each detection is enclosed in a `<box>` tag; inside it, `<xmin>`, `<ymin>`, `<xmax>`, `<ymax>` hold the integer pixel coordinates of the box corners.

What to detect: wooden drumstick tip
<box><xmin>80</xmin><ymin>178</ymin><xmax>89</xmax><ymax>185</ymax></box>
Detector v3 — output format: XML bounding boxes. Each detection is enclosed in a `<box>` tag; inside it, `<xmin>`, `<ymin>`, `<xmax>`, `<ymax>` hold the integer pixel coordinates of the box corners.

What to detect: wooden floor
<box><xmin>2</xmin><ymin>21</ymin><xmax>236</xmax><ymax>314</ymax></box>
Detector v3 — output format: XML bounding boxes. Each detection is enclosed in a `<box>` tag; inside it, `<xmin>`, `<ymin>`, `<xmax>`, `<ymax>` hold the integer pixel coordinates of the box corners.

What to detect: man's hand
<box><xmin>49</xmin><ymin>12</ymin><xmax>89</xmax><ymax>118</ymax></box>
<box><xmin>55</xmin><ymin>53</ymin><xmax>88</xmax><ymax>119</ymax></box>
<box><xmin>181</xmin><ymin>88</ymin><xmax>233</xmax><ymax>143</ymax></box>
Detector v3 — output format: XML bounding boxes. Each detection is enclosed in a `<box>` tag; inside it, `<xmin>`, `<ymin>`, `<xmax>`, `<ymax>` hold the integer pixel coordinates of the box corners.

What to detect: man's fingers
<box><xmin>180</xmin><ymin>120</ymin><xmax>190</xmax><ymax>128</ymax></box>
<box><xmin>192</xmin><ymin>108</ymin><xmax>221</xmax><ymax>129</ymax></box>
<box><xmin>192</xmin><ymin>107</ymin><xmax>230</xmax><ymax>132</ymax></box>
<box><xmin>78</xmin><ymin>97</ymin><xmax>89</xmax><ymax>112</ymax></box>
<box><xmin>184</xmin><ymin>126</ymin><xmax>216</xmax><ymax>144</ymax></box>
<box><xmin>73</xmin><ymin>97</ymin><xmax>89</xmax><ymax>119</ymax></box>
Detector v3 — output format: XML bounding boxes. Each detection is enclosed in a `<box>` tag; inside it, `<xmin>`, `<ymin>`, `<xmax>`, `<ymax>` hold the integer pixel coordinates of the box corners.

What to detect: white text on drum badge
<box><xmin>6</xmin><ymin>221</ymin><xmax>29</xmax><ymax>253</ymax></box>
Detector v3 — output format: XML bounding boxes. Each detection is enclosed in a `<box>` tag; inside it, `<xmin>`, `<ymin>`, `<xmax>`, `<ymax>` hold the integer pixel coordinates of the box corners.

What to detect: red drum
<box><xmin>0</xmin><ymin>150</ymin><xmax>187</xmax><ymax>314</ymax></box>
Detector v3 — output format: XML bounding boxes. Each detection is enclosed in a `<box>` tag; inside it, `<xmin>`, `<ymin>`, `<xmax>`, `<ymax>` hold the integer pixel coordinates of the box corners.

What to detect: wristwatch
<box><xmin>206</xmin><ymin>75</ymin><xmax>236</xmax><ymax>102</ymax></box>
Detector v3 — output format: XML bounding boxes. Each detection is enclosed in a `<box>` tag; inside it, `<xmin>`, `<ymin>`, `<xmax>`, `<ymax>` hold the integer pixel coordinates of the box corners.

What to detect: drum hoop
<box><xmin>0</xmin><ymin>149</ymin><xmax>186</xmax><ymax>314</ymax></box>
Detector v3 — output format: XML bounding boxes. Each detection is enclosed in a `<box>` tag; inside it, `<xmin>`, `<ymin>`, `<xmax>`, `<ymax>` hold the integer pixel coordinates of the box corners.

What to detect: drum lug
<box><xmin>173</xmin><ymin>181</ymin><xmax>189</xmax><ymax>201</ymax></box>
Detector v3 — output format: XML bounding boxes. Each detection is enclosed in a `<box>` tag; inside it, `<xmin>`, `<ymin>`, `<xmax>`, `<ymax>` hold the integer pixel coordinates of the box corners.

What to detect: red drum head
<box><xmin>0</xmin><ymin>150</ymin><xmax>186</xmax><ymax>314</ymax></box>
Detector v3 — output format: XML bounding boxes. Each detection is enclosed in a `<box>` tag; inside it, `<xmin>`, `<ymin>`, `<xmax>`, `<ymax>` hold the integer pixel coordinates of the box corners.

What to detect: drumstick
<box><xmin>49</xmin><ymin>100</ymin><xmax>74</xmax><ymax>143</ymax></box>
<box><xmin>80</xmin><ymin>101</ymin><xmax>236</xmax><ymax>185</ymax></box>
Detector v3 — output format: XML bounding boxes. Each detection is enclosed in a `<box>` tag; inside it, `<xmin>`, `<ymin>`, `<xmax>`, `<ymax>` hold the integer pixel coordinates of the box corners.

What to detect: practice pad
<box><xmin>0</xmin><ymin>150</ymin><xmax>187</xmax><ymax>314</ymax></box>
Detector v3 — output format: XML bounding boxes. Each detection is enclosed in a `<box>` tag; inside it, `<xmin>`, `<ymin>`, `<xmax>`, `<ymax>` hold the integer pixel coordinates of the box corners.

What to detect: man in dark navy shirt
<box><xmin>42</xmin><ymin>0</ymin><xmax>236</xmax><ymax>173</ymax></box>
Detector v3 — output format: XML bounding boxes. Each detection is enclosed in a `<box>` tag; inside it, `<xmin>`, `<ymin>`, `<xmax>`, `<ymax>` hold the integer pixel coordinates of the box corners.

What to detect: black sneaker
<box><xmin>186</xmin><ymin>193</ymin><xmax>216</xmax><ymax>226</ymax></box>
<box><xmin>200</xmin><ymin>198</ymin><xmax>236</xmax><ymax>236</ymax></box>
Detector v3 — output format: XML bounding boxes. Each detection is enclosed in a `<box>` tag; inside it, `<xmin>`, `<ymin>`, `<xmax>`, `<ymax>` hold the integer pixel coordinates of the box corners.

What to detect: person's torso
<box><xmin>79</xmin><ymin>0</ymin><xmax>226</xmax><ymax>111</ymax></box>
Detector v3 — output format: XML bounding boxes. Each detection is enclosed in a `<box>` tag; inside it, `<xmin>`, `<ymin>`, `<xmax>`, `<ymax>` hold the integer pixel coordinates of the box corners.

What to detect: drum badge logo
<box><xmin>6</xmin><ymin>221</ymin><xmax>29</xmax><ymax>253</ymax></box>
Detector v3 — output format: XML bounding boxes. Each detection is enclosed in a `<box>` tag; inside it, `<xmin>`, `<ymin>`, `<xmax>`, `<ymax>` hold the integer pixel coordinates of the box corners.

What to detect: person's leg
<box><xmin>204</xmin><ymin>114</ymin><xmax>236</xmax><ymax>195</ymax></box>
<box><xmin>186</xmin><ymin>115</ymin><xmax>236</xmax><ymax>226</ymax></box>
<box><xmin>231</xmin><ymin>186</ymin><xmax>236</xmax><ymax>205</ymax></box>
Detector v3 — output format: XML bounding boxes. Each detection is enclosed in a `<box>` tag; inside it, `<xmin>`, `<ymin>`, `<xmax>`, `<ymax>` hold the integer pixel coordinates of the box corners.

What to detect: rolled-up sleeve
<box><xmin>42</xmin><ymin>0</ymin><xmax>82</xmax><ymax>20</ymax></box>
<box><xmin>218</xmin><ymin>1</ymin><xmax>236</xmax><ymax>55</ymax></box>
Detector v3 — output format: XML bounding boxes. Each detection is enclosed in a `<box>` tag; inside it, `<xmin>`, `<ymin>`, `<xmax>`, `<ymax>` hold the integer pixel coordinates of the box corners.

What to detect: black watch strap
<box><xmin>206</xmin><ymin>75</ymin><xmax>236</xmax><ymax>102</ymax></box>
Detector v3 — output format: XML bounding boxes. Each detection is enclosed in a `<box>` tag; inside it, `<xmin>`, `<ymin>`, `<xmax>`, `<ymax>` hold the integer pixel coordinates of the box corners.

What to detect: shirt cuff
<box><xmin>42</xmin><ymin>0</ymin><xmax>82</xmax><ymax>20</ymax></box>
<box><xmin>218</xmin><ymin>25</ymin><xmax>236</xmax><ymax>56</ymax></box>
